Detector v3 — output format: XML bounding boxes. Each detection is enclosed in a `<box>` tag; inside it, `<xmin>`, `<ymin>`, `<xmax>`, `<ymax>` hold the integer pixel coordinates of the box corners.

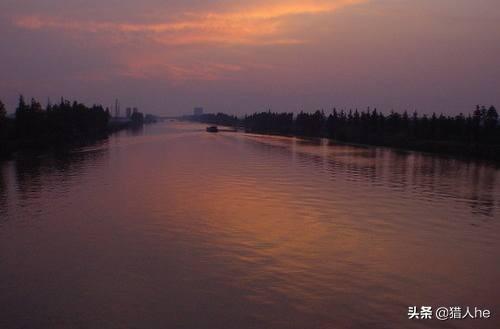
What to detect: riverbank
<box><xmin>0</xmin><ymin>123</ymin><xmax>111</xmax><ymax>160</ymax></box>
<box><xmin>0</xmin><ymin>97</ymin><xmax>159</xmax><ymax>160</ymax></box>
<box><xmin>184</xmin><ymin>108</ymin><xmax>500</xmax><ymax>162</ymax></box>
<box><xmin>242</xmin><ymin>130</ymin><xmax>500</xmax><ymax>162</ymax></box>
<box><xmin>0</xmin><ymin>120</ymin><xmax>159</xmax><ymax>160</ymax></box>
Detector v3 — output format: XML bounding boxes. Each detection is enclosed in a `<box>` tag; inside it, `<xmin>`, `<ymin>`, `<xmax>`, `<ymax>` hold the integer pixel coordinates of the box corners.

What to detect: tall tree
<box><xmin>16</xmin><ymin>95</ymin><xmax>27</xmax><ymax>114</ymax></box>
<box><xmin>485</xmin><ymin>106</ymin><xmax>498</xmax><ymax>128</ymax></box>
<box><xmin>0</xmin><ymin>100</ymin><xmax>6</xmax><ymax>120</ymax></box>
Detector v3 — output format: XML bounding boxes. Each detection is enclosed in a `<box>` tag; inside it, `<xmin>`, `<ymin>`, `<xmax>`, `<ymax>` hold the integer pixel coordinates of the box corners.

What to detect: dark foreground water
<box><xmin>1</xmin><ymin>122</ymin><xmax>499</xmax><ymax>329</ymax></box>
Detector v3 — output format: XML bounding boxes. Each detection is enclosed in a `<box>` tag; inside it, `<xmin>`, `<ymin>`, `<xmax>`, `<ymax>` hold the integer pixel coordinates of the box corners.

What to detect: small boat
<box><xmin>206</xmin><ymin>126</ymin><xmax>218</xmax><ymax>133</ymax></box>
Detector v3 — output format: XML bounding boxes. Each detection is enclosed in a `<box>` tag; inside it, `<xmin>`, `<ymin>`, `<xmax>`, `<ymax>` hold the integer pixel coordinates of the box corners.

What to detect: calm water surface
<box><xmin>1</xmin><ymin>122</ymin><xmax>499</xmax><ymax>329</ymax></box>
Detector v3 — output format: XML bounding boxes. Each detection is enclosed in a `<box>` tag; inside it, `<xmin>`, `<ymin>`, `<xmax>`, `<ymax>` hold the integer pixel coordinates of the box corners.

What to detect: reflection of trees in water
<box><xmin>469</xmin><ymin>164</ymin><xmax>496</xmax><ymax>218</ymax></box>
<box><xmin>0</xmin><ymin>161</ymin><xmax>8</xmax><ymax>221</ymax></box>
<box><xmin>111</xmin><ymin>124</ymin><xmax>146</xmax><ymax>139</ymax></box>
<box><xmin>14</xmin><ymin>154</ymin><xmax>43</xmax><ymax>202</ymax></box>
<box><xmin>408</xmin><ymin>155</ymin><xmax>498</xmax><ymax>218</ymax></box>
<box><xmin>241</xmin><ymin>135</ymin><xmax>499</xmax><ymax>219</ymax></box>
<box><xmin>334</xmin><ymin>150</ymin><xmax>498</xmax><ymax>219</ymax></box>
<box><xmin>125</xmin><ymin>125</ymin><xmax>145</xmax><ymax>137</ymax></box>
<box><xmin>13</xmin><ymin>145</ymin><xmax>109</xmax><ymax>205</ymax></box>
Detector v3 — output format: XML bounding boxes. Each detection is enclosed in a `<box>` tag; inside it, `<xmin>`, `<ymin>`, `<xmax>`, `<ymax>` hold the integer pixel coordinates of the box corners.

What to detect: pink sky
<box><xmin>1</xmin><ymin>0</ymin><xmax>499</xmax><ymax>115</ymax></box>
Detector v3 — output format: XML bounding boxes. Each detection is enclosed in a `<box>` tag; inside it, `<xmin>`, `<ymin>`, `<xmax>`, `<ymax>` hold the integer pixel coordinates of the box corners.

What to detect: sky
<box><xmin>1</xmin><ymin>0</ymin><xmax>499</xmax><ymax>115</ymax></box>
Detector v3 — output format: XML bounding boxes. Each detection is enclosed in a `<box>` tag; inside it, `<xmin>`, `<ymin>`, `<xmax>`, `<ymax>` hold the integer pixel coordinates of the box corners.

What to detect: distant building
<box><xmin>133</xmin><ymin>107</ymin><xmax>138</xmax><ymax>114</ymax></box>
<box><xmin>126</xmin><ymin>107</ymin><xmax>132</xmax><ymax>118</ymax></box>
<box><xmin>194</xmin><ymin>107</ymin><xmax>204</xmax><ymax>116</ymax></box>
<box><xmin>114</xmin><ymin>99</ymin><xmax>120</xmax><ymax>118</ymax></box>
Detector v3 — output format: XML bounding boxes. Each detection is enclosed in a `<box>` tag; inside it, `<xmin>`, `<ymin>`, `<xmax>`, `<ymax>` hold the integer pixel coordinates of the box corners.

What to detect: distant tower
<box><xmin>194</xmin><ymin>107</ymin><xmax>204</xmax><ymax>116</ymax></box>
<box><xmin>126</xmin><ymin>107</ymin><xmax>132</xmax><ymax>118</ymax></box>
<box><xmin>115</xmin><ymin>99</ymin><xmax>120</xmax><ymax>118</ymax></box>
<box><xmin>133</xmin><ymin>107</ymin><xmax>138</xmax><ymax>114</ymax></box>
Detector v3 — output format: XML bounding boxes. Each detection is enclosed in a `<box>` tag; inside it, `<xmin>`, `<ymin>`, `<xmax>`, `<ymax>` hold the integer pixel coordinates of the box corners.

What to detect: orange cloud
<box><xmin>120</xmin><ymin>58</ymin><xmax>247</xmax><ymax>82</ymax></box>
<box><xmin>12</xmin><ymin>0</ymin><xmax>367</xmax><ymax>82</ymax></box>
<box><xmin>13</xmin><ymin>0</ymin><xmax>366</xmax><ymax>46</ymax></box>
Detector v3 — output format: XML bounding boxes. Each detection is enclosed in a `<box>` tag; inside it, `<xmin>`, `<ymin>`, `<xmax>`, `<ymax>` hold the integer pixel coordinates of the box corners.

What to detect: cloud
<box><xmin>13</xmin><ymin>0</ymin><xmax>366</xmax><ymax>46</ymax></box>
<box><xmin>120</xmin><ymin>58</ymin><xmax>249</xmax><ymax>82</ymax></box>
<box><xmin>9</xmin><ymin>0</ymin><xmax>367</xmax><ymax>84</ymax></box>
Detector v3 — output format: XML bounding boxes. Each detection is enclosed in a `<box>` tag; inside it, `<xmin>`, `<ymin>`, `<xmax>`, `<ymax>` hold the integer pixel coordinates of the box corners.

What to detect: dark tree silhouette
<box><xmin>130</xmin><ymin>112</ymin><xmax>144</xmax><ymax>125</ymax></box>
<box><xmin>0</xmin><ymin>100</ymin><xmax>6</xmax><ymax>120</ymax></box>
<box><xmin>0</xmin><ymin>95</ymin><xmax>110</xmax><ymax>157</ymax></box>
<box><xmin>188</xmin><ymin>105</ymin><xmax>500</xmax><ymax>160</ymax></box>
<box><xmin>183</xmin><ymin>112</ymin><xmax>239</xmax><ymax>127</ymax></box>
<box><xmin>0</xmin><ymin>95</ymin><xmax>159</xmax><ymax>158</ymax></box>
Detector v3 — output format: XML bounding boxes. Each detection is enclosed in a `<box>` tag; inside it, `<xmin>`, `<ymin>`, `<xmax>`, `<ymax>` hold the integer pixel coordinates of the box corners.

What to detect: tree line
<box><xmin>184</xmin><ymin>112</ymin><xmax>239</xmax><ymax>127</ymax></box>
<box><xmin>0</xmin><ymin>95</ymin><xmax>146</xmax><ymax>157</ymax></box>
<box><xmin>187</xmin><ymin>106</ymin><xmax>500</xmax><ymax>160</ymax></box>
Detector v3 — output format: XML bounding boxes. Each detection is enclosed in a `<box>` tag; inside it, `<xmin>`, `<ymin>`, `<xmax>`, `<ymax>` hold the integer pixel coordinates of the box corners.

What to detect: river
<box><xmin>1</xmin><ymin>121</ymin><xmax>499</xmax><ymax>329</ymax></box>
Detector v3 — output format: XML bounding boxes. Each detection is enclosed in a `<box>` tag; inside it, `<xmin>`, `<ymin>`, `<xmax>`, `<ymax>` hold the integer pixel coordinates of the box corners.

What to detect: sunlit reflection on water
<box><xmin>1</xmin><ymin>122</ymin><xmax>499</xmax><ymax>329</ymax></box>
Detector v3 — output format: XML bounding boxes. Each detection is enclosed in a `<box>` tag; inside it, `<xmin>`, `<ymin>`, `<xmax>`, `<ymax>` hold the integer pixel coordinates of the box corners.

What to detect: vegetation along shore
<box><xmin>0</xmin><ymin>96</ymin><xmax>156</xmax><ymax>159</ymax></box>
<box><xmin>185</xmin><ymin>106</ymin><xmax>500</xmax><ymax>161</ymax></box>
